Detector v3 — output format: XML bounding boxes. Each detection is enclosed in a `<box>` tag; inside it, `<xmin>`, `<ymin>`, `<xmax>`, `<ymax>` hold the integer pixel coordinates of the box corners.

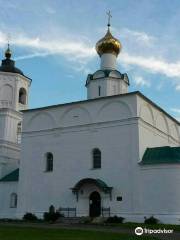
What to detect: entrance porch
<box><xmin>71</xmin><ymin>178</ymin><xmax>112</xmax><ymax>217</ymax></box>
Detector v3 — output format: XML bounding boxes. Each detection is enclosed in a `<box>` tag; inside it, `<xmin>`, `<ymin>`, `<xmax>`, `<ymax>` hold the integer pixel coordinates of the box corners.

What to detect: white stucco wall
<box><xmin>0</xmin><ymin>72</ymin><xmax>31</xmax><ymax>111</ymax></box>
<box><xmin>2</xmin><ymin>92</ymin><xmax>179</xmax><ymax>223</ymax></box>
<box><xmin>100</xmin><ymin>53</ymin><xmax>117</xmax><ymax>70</ymax></box>
<box><xmin>136</xmin><ymin>94</ymin><xmax>180</xmax><ymax>223</ymax></box>
<box><xmin>0</xmin><ymin>182</ymin><xmax>18</xmax><ymax>218</ymax></box>
<box><xmin>137</xmin><ymin>95</ymin><xmax>180</xmax><ymax>159</ymax></box>
<box><xmin>17</xmin><ymin>94</ymin><xmax>138</xmax><ymax>218</ymax></box>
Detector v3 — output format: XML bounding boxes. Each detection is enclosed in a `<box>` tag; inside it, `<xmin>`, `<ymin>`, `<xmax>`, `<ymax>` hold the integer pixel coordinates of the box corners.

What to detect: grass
<box><xmin>0</xmin><ymin>225</ymin><xmax>159</xmax><ymax>240</ymax></box>
<box><xmin>114</xmin><ymin>222</ymin><xmax>180</xmax><ymax>231</ymax></box>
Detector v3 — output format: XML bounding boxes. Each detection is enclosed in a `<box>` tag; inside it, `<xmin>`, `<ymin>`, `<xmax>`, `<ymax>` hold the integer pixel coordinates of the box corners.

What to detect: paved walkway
<box><xmin>0</xmin><ymin>222</ymin><xmax>180</xmax><ymax>240</ymax></box>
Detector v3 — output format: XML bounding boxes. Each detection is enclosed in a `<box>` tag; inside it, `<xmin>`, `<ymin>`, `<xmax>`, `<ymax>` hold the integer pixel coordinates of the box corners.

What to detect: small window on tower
<box><xmin>19</xmin><ymin>88</ymin><xmax>26</xmax><ymax>105</ymax></box>
<box><xmin>45</xmin><ymin>152</ymin><xmax>53</xmax><ymax>172</ymax></box>
<box><xmin>17</xmin><ymin>122</ymin><xmax>22</xmax><ymax>144</ymax></box>
<box><xmin>98</xmin><ymin>86</ymin><xmax>101</xmax><ymax>96</ymax></box>
<box><xmin>113</xmin><ymin>85</ymin><xmax>116</xmax><ymax>94</ymax></box>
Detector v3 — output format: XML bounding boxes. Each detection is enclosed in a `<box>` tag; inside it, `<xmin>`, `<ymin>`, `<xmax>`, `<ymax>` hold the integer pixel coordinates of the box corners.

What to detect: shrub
<box><xmin>80</xmin><ymin>217</ymin><xmax>92</xmax><ymax>224</ymax></box>
<box><xmin>105</xmin><ymin>216</ymin><xmax>124</xmax><ymax>223</ymax></box>
<box><xmin>23</xmin><ymin>213</ymin><xmax>38</xmax><ymax>221</ymax></box>
<box><xmin>43</xmin><ymin>205</ymin><xmax>62</xmax><ymax>222</ymax></box>
<box><xmin>144</xmin><ymin>216</ymin><xmax>159</xmax><ymax>224</ymax></box>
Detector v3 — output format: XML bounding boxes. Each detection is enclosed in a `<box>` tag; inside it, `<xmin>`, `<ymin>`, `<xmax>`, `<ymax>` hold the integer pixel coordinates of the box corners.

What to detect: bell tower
<box><xmin>0</xmin><ymin>45</ymin><xmax>31</xmax><ymax>178</ymax></box>
<box><xmin>86</xmin><ymin>12</ymin><xmax>129</xmax><ymax>99</ymax></box>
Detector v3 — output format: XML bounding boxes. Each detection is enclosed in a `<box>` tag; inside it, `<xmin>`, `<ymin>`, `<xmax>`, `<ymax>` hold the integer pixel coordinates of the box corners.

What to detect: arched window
<box><xmin>46</xmin><ymin>152</ymin><xmax>53</xmax><ymax>172</ymax></box>
<box><xmin>17</xmin><ymin>122</ymin><xmax>22</xmax><ymax>144</ymax></box>
<box><xmin>92</xmin><ymin>148</ymin><xmax>101</xmax><ymax>169</ymax></box>
<box><xmin>19</xmin><ymin>88</ymin><xmax>26</xmax><ymax>105</ymax></box>
<box><xmin>10</xmin><ymin>193</ymin><xmax>17</xmax><ymax>208</ymax></box>
<box><xmin>98</xmin><ymin>86</ymin><xmax>101</xmax><ymax>96</ymax></box>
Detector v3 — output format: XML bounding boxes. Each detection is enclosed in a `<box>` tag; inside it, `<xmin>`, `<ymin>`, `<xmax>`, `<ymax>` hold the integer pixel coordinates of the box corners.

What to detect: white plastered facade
<box><xmin>0</xmin><ymin>35</ymin><xmax>180</xmax><ymax>224</ymax></box>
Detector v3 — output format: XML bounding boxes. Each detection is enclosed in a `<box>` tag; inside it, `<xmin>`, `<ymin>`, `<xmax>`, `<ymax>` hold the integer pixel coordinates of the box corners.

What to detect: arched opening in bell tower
<box><xmin>19</xmin><ymin>88</ymin><xmax>27</xmax><ymax>105</ymax></box>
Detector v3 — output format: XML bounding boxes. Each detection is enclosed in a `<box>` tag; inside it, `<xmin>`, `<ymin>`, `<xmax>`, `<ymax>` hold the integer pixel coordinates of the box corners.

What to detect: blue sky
<box><xmin>0</xmin><ymin>0</ymin><xmax>180</xmax><ymax>120</ymax></box>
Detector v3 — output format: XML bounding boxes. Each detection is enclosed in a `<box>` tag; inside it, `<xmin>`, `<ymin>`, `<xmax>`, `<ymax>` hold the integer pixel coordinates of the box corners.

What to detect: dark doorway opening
<box><xmin>89</xmin><ymin>191</ymin><xmax>101</xmax><ymax>217</ymax></box>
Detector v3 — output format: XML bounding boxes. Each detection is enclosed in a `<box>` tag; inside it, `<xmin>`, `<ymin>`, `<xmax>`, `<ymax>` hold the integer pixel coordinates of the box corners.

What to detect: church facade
<box><xmin>0</xmin><ymin>22</ymin><xmax>180</xmax><ymax>224</ymax></box>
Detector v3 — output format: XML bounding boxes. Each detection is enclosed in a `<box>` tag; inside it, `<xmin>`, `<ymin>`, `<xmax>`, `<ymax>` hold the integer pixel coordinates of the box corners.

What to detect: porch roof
<box><xmin>71</xmin><ymin>178</ymin><xmax>112</xmax><ymax>193</ymax></box>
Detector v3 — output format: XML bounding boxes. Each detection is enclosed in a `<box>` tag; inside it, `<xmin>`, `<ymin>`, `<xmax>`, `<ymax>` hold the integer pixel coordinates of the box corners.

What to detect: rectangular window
<box><xmin>46</xmin><ymin>153</ymin><xmax>53</xmax><ymax>172</ymax></box>
<box><xmin>117</xmin><ymin>196</ymin><xmax>122</xmax><ymax>201</ymax></box>
<box><xmin>98</xmin><ymin>86</ymin><xmax>101</xmax><ymax>96</ymax></box>
<box><xmin>47</xmin><ymin>159</ymin><xmax>53</xmax><ymax>172</ymax></box>
<box><xmin>93</xmin><ymin>158</ymin><xmax>101</xmax><ymax>168</ymax></box>
<box><xmin>93</xmin><ymin>149</ymin><xmax>101</xmax><ymax>169</ymax></box>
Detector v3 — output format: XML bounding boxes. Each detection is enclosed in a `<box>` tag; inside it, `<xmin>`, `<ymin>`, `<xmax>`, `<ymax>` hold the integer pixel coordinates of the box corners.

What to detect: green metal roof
<box><xmin>0</xmin><ymin>169</ymin><xmax>19</xmax><ymax>182</ymax></box>
<box><xmin>140</xmin><ymin>146</ymin><xmax>180</xmax><ymax>165</ymax></box>
<box><xmin>72</xmin><ymin>178</ymin><xmax>112</xmax><ymax>193</ymax></box>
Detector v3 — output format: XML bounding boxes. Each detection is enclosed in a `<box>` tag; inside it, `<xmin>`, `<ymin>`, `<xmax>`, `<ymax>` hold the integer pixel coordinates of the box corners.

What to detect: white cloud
<box><xmin>14</xmin><ymin>35</ymin><xmax>95</xmax><ymax>60</ymax></box>
<box><xmin>45</xmin><ymin>6</ymin><xmax>56</xmax><ymax>14</ymax></box>
<box><xmin>133</xmin><ymin>75</ymin><xmax>150</xmax><ymax>87</ymax></box>
<box><xmin>120</xmin><ymin>52</ymin><xmax>180</xmax><ymax>81</ymax></box>
<box><xmin>0</xmin><ymin>31</ymin><xmax>95</xmax><ymax>61</ymax></box>
<box><xmin>1</xmin><ymin>30</ymin><xmax>180</xmax><ymax>87</ymax></box>
<box><xmin>175</xmin><ymin>85</ymin><xmax>180</xmax><ymax>91</ymax></box>
<box><xmin>120</xmin><ymin>28</ymin><xmax>156</xmax><ymax>47</ymax></box>
<box><xmin>170</xmin><ymin>109</ymin><xmax>180</xmax><ymax>123</ymax></box>
<box><xmin>0</xmin><ymin>32</ymin><xmax>7</xmax><ymax>46</ymax></box>
<box><xmin>171</xmin><ymin>108</ymin><xmax>180</xmax><ymax>114</ymax></box>
<box><xmin>156</xmin><ymin>81</ymin><xmax>164</xmax><ymax>91</ymax></box>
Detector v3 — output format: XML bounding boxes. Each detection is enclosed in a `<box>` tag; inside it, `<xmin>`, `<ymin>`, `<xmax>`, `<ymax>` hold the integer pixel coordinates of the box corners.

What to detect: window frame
<box><xmin>10</xmin><ymin>193</ymin><xmax>17</xmax><ymax>208</ymax></box>
<box><xmin>19</xmin><ymin>88</ymin><xmax>27</xmax><ymax>105</ymax></box>
<box><xmin>45</xmin><ymin>152</ymin><xmax>53</xmax><ymax>172</ymax></box>
<box><xmin>98</xmin><ymin>86</ymin><xmax>101</xmax><ymax>96</ymax></box>
<box><xmin>17</xmin><ymin>122</ymin><xmax>22</xmax><ymax>144</ymax></box>
<box><xmin>92</xmin><ymin>148</ymin><xmax>101</xmax><ymax>169</ymax></box>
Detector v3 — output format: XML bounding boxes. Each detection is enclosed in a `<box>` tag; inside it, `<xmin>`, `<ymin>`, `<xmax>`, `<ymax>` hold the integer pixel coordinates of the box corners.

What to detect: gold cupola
<box><xmin>5</xmin><ymin>44</ymin><xmax>12</xmax><ymax>59</ymax></box>
<box><xmin>96</xmin><ymin>12</ymin><xmax>121</xmax><ymax>57</ymax></box>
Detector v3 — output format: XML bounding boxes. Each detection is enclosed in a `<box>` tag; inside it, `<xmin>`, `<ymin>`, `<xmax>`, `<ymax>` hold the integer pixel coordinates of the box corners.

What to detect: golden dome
<box><xmin>5</xmin><ymin>44</ymin><xmax>12</xmax><ymax>59</ymax></box>
<box><xmin>96</xmin><ymin>28</ymin><xmax>121</xmax><ymax>57</ymax></box>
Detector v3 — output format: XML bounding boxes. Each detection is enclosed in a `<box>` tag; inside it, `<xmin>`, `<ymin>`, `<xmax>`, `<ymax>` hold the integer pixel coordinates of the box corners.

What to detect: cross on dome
<box><xmin>95</xmin><ymin>11</ymin><xmax>121</xmax><ymax>57</ymax></box>
<box><xmin>106</xmin><ymin>10</ymin><xmax>112</xmax><ymax>27</ymax></box>
<box><xmin>5</xmin><ymin>34</ymin><xmax>12</xmax><ymax>59</ymax></box>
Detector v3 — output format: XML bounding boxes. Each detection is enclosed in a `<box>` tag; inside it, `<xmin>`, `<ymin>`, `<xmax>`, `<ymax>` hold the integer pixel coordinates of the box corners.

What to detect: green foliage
<box><xmin>105</xmin><ymin>216</ymin><xmax>124</xmax><ymax>223</ymax></box>
<box><xmin>79</xmin><ymin>217</ymin><xmax>92</xmax><ymax>224</ymax></box>
<box><xmin>43</xmin><ymin>205</ymin><xmax>62</xmax><ymax>222</ymax></box>
<box><xmin>23</xmin><ymin>213</ymin><xmax>38</xmax><ymax>221</ymax></box>
<box><xmin>144</xmin><ymin>216</ymin><xmax>159</xmax><ymax>224</ymax></box>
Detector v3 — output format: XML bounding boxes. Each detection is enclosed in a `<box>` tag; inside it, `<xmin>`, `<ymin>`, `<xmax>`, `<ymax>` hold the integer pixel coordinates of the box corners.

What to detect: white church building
<box><xmin>0</xmin><ymin>21</ymin><xmax>180</xmax><ymax>224</ymax></box>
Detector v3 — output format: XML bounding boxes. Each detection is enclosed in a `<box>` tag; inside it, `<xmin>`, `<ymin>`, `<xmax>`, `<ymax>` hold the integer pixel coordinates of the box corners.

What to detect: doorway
<box><xmin>89</xmin><ymin>191</ymin><xmax>101</xmax><ymax>217</ymax></box>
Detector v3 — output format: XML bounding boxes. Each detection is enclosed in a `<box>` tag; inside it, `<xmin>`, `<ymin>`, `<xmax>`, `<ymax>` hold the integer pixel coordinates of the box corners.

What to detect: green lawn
<box><xmin>0</xmin><ymin>225</ymin><xmax>158</xmax><ymax>240</ymax></box>
<box><xmin>116</xmin><ymin>222</ymin><xmax>180</xmax><ymax>231</ymax></box>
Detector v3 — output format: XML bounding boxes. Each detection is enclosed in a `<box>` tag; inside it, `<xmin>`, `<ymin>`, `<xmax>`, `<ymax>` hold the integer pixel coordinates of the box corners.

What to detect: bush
<box><xmin>105</xmin><ymin>216</ymin><xmax>124</xmax><ymax>223</ymax></box>
<box><xmin>79</xmin><ymin>217</ymin><xmax>92</xmax><ymax>224</ymax></box>
<box><xmin>144</xmin><ymin>216</ymin><xmax>159</xmax><ymax>224</ymax></box>
<box><xmin>23</xmin><ymin>213</ymin><xmax>38</xmax><ymax>221</ymax></box>
<box><xmin>43</xmin><ymin>205</ymin><xmax>62</xmax><ymax>222</ymax></box>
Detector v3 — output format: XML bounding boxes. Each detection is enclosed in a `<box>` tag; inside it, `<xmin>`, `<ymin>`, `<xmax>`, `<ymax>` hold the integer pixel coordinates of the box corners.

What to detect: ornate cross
<box><xmin>106</xmin><ymin>10</ymin><xmax>112</xmax><ymax>27</ymax></box>
<box><xmin>6</xmin><ymin>33</ymin><xmax>11</xmax><ymax>48</ymax></box>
